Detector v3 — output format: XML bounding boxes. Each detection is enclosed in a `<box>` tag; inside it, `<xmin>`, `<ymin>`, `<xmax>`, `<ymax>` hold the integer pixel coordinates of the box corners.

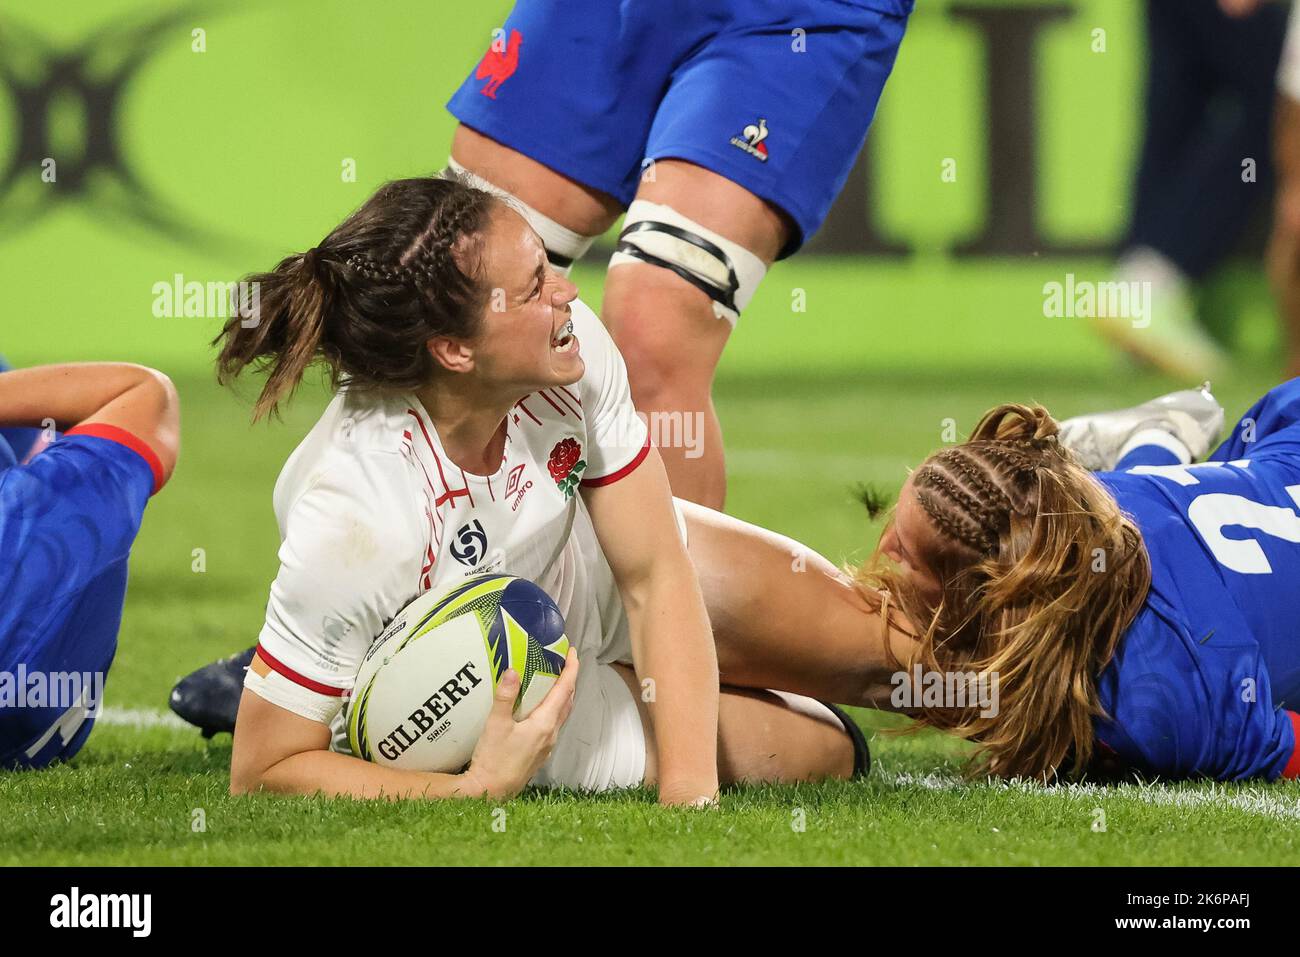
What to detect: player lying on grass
<box><xmin>859</xmin><ymin>382</ymin><xmax>1300</xmax><ymax>782</ymax></box>
<box><xmin>209</xmin><ymin>176</ymin><xmax>887</xmax><ymax>805</ymax></box>
<box><xmin>0</xmin><ymin>362</ymin><xmax>179</xmax><ymax>769</ymax></box>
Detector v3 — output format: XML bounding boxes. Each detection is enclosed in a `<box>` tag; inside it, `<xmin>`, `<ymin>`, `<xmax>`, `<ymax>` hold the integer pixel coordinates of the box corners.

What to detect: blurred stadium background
<box><xmin>2</xmin><ymin>0</ymin><xmax>1295</xmax><ymax>864</ymax></box>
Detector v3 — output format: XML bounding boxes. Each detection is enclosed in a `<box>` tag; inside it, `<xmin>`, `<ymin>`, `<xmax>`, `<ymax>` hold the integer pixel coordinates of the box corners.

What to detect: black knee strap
<box><xmin>821</xmin><ymin>701</ymin><xmax>871</xmax><ymax>779</ymax></box>
<box><xmin>614</xmin><ymin>219</ymin><xmax>741</xmax><ymax>315</ymax></box>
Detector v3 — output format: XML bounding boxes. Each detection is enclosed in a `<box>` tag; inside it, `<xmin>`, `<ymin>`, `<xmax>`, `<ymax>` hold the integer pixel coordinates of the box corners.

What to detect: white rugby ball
<box><xmin>345</xmin><ymin>574</ymin><xmax>570</xmax><ymax>772</ymax></box>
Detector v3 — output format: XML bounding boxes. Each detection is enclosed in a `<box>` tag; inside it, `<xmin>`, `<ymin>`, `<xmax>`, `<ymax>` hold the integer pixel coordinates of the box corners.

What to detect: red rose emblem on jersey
<box><xmin>548</xmin><ymin>438</ymin><xmax>581</xmax><ymax>481</ymax></box>
<box><xmin>547</xmin><ymin>438</ymin><xmax>586</xmax><ymax>499</ymax></box>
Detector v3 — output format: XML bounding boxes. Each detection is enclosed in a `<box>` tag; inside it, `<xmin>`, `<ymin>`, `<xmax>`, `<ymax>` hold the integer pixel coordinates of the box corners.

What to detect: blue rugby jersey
<box><xmin>0</xmin><ymin>426</ymin><xmax>161</xmax><ymax>767</ymax></box>
<box><xmin>1095</xmin><ymin>449</ymin><xmax>1300</xmax><ymax>780</ymax></box>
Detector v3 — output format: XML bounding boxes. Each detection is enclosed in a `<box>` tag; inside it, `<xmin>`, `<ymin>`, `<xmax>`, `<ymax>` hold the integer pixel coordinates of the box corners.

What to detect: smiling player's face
<box><xmin>468</xmin><ymin>204</ymin><xmax>584</xmax><ymax>392</ymax></box>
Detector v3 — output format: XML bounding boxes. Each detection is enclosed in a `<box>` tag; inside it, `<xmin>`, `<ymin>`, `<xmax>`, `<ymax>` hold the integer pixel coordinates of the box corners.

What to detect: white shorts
<box><xmin>1281</xmin><ymin>1</ymin><xmax>1300</xmax><ymax>102</ymax></box>
<box><xmin>531</xmin><ymin>661</ymin><xmax>646</xmax><ymax>791</ymax></box>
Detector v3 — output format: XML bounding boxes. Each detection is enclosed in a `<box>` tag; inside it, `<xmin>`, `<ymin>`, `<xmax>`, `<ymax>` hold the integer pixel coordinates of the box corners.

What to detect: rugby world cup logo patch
<box><xmin>450</xmin><ymin>520</ymin><xmax>488</xmax><ymax>567</ymax></box>
<box><xmin>547</xmin><ymin>438</ymin><xmax>586</xmax><ymax>500</ymax></box>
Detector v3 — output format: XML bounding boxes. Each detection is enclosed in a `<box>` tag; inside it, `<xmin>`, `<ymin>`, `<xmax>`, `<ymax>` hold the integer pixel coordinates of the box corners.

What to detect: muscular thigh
<box><xmin>451</xmin><ymin>126</ymin><xmax>623</xmax><ymax>236</ymax></box>
<box><xmin>681</xmin><ymin>499</ymin><xmax>912</xmax><ymax>708</ymax></box>
<box><xmin>716</xmin><ymin>687</ymin><xmax>855</xmax><ymax>784</ymax></box>
<box><xmin>600</xmin><ymin>159</ymin><xmax>790</xmax><ymax>373</ymax></box>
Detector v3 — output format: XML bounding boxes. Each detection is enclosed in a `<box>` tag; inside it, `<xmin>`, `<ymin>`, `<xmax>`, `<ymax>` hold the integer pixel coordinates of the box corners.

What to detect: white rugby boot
<box><xmin>1056</xmin><ymin>383</ymin><xmax>1225</xmax><ymax>471</ymax></box>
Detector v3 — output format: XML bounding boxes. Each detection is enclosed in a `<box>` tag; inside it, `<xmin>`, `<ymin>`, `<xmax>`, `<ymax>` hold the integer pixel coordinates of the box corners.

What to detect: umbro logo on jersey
<box><xmin>505</xmin><ymin>463</ymin><xmax>525</xmax><ymax>497</ymax></box>
<box><xmin>450</xmin><ymin>520</ymin><xmax>489</xmax><ymax>567</ymax></box>
<box><xmin>506</xmin><ymin>463</ymin><xmax>534</xmax><ymax>512</ymax></box>
<box><xmin>730</xmin><ymin>117</ymin><xmax>769</xmax><ymax>162</ymax></box>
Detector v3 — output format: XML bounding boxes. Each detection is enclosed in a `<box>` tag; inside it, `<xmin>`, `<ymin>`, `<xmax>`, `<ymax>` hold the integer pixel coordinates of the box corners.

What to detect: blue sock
<box><xmin>1115</xmin><ymin>443</ymin><xmax>1184</xmax><ymax>470</ymax></box>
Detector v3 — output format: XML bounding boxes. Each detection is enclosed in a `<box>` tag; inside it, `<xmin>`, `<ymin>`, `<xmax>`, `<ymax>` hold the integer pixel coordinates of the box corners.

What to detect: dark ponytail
<box><xmin>214</xmin><ymin>177</ymin><xmax>498</xmax><ymax>420</ymax></box>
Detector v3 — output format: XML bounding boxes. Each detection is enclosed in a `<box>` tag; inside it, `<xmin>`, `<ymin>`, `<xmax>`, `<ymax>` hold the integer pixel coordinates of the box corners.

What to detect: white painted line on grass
<box><xmin>889</xmin><ymin>771</ymin><xmax>1300</xmax><ymax>821</ymax></box>
<box><xmin>97</xmin><ymin>707</ymin><xmax>190</xmax><ymax>731</ymax></box>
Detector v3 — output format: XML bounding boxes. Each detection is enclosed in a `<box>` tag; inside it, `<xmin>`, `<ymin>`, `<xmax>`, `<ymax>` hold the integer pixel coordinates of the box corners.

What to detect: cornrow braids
<box><xmin>917</xmin><ymin>470</ymin><xmax>995</xmax><ymax>554</ymax></box>
<box><xmin>978</xmin><ymin>441</ymin><xmax>1043</xmax><ymax>476</ymax></box>
<box><xmin>919</xmin><ymin>462</ymin><xmax>989</xmax><ymax>520</ymax></box>
<box><xmin>959</xmin><ymin>451</ymin><xmax>1042</xmax><ymax>526</ymax></box>
<box><xmin>940</xmin><ymin>449</ymin><xmax>1015</xmax><ymax>514</ymax></box>
<box><xmin>344</xmin><ymin>254</ymin><xmax>412</xmax><ymax>286</ymax></box>
<box><xmin>915</xmin><ymin>483</ymin><xmax>994</xmax><ymax>555</ymax></box>
<box><xmin>399</xmin><ymin>186</ymin><xmax>490</xmax><ymax>270</ymax></box>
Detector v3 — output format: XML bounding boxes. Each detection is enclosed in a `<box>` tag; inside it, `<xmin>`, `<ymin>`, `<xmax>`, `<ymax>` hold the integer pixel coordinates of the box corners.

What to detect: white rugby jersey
<box><xmin>249</xmin><ymin>299</ymin><xmax>650</xmax><ymax>731</ymax></box>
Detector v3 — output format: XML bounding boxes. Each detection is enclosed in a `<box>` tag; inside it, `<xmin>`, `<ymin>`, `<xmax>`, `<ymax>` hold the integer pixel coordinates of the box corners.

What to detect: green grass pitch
<box><xmin>4</xmin><ymin>257</ymin><xmax>1300</xmax><ymax>865</ymax></box>
<box><xmin>5</xmin><ymin>0</ymin><xmax>1300</xmax><ymax>866</ymax></box>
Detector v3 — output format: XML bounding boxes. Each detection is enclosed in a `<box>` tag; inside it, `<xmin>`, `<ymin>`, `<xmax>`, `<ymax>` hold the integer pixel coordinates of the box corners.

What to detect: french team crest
<box><xmin>547</xmin><ymin>438</ymin><xmax>586</xmax><ymax>499</ymax></box>
<box><xmin>730</xmin><ymin>117</ymin><xmax>769</xmax><ymax>162</ymax></box>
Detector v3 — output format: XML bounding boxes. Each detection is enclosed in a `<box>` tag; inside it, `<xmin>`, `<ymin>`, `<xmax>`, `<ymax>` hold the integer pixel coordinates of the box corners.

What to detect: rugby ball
<box><xmin>345</xmin><ymin>574</ymin><xmax>570</xmax><ymax>772</ymax></box>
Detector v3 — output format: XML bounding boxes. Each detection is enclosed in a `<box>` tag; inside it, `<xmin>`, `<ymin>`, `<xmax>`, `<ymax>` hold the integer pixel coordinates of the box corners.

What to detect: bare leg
<box><xmin>1269</xmin><ymin>96</ymin><xmax>1300</xmax><ymax>380</ymax></box>
<box><xmin>613</xmin><ymin>665</ymin><xmax>855</xmax><ymax>785</ymax></box>
<box><xmin>601</xmin><ymin>160</ymin><xmax>793</xmax><ymax>510</ymax></box>
<box><xmin>449</xmin><ymin>125</ymin><xmax>623</xmax><ymax>245</ymax></box>
<box><xmin>714</xmin><ymin>688</ymin><xmax>856</xmax><ymax>785</ymax></box>
<box><xmin>605</xmin><ymin>265</ymin><xmax>731</xmax><ymax>510</ymax></box>
<box><xmin>681</xmin><ymin>499</ymin><xmax>914</xmax><ymax>709</ymax></box>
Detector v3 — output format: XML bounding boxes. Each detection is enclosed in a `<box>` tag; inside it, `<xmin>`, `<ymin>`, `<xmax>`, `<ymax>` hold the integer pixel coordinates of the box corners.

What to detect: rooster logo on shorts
<box><xmin>730</xmin><ymin>117</ymin><xmax>770</xmax><ymax>162</ymax></box>
<box><xmin>476</xmin><ymin>29</ymin><xmax>523</xmax><ymax>98</ymax></box>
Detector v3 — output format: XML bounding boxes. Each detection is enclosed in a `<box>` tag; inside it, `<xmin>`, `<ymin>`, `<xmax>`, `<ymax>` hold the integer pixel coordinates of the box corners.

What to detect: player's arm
<box><xmin>0</xmin><ymin>361</ymin><xmax>180</xmax><ymax>484</ymax></box>
<box><xmin>230</xmin><ymin>669</ymin><xmax>474</xmax><ymax>801</ymax></box>
<box><xmin>582</xmin><ymin>448</ymin><xmax>720</xmax><ymax>806</ymax></box>
<box><xmin>229</xmin><ymin>649</ymin><xmax>580</xmax><ymax>800</ymax></box>
<box><xmin>227</xmin><ymin>466</ymin><xmax>575</xmax><ymax>803</ymax></box>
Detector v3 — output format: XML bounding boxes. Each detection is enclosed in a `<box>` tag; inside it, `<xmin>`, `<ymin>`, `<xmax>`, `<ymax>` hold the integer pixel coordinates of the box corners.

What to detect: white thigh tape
<box><xmin>608</xmin><ymin>199</ymin><xmax>768</xmax><ymax>325</ymax></box>
<box><xmin>444</xmin><ymin>156</ymin><xmax>597</xmax><ymax>274</ymax></box>
<box><xmin>244</xmin><ymin>664</ymin><xmax>343</xmax><ymax>725</ymax></box>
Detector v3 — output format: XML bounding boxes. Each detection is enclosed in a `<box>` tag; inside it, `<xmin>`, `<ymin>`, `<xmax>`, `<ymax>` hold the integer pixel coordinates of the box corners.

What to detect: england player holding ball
<box><xmin>219</xmin><ymin>177</ymin><xmax>884</xmax><ymax>805</ymax></box>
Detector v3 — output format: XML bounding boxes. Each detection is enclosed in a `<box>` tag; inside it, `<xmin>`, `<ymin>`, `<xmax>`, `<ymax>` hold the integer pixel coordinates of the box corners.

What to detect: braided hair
<box><xmin>214</xmin><ymin>176</ymin><xmax>499</xmax><ymax>419</ymax></box>
<box><xmin>855</xmin><ymin>403</ymin><xmax>1152</xmax><ymax>782</ymax></box>
<box><xmin>912</xmin><ymin>416</ymin><xmax>1067</xmax><ymax>563</ymax></box>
